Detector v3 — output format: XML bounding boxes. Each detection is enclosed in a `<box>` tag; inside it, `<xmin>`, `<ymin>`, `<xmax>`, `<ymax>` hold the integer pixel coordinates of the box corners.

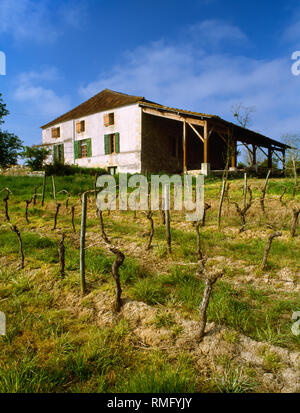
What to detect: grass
<box><xmin>0</xmin><ymin>174</ymin><xmax>299</xmax><ymax>393</ymax></box>
<box><xmin>214</xmin><ymin>366</ymin><xmax>257</xmax><ymax>393</ymax></box>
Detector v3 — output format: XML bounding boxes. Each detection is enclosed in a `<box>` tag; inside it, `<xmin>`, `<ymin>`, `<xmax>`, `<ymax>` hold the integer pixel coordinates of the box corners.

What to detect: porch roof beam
<box><xmin>141</xmin><ymin>106</ymin><xmax>206</xmax><ymax>127</ymax></box>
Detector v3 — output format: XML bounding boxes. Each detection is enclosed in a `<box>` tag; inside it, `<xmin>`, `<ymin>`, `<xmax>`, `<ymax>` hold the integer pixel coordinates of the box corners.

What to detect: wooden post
<box><xmin>183</xmin><ymin>120</ymin><xmax>187</xmax><ymax>174</ymax></box>
<box><xmin>71</xmin><ymin>205</ymin><xmax>76</xmax><ymax>233</ymax></box>
<box><xmin>231</xmin><ymin>140</ymin><xmax>236</xmax><ymax>168</ymax></box>
<box><xmin>204</xmin><ymin>121</ymin><xmax>208</xmax><ymax>164</ymax></box>
<box><xmin>252</xmin><ymin>145</ymin><xmax>256</xmax><ymax>166</ymax></box>
<box><xmin>282</xmin><ymin>149</ymin><xmax>286</xmax><ymax>172</ymax></box>
<box><xmin>80</xmin><ymin>192</ymin><xmax>87</xmax><ymax>294</ymax></box>
<box><xmin>52</xmin><ymin>175</ymin><xmax>56</xmax><ymax>202</ymax></box>
<box><xmin>268</xmin><ymin>147</ymin><xmax>272</xmax><ymax>169</ymax></box>
<box><xmin>41</xmin><ymin>173</ymin><xmax>46</xmax><ymax>207</ymax></box>
<box><xmin>164</xmin><ymin>185</ymin><xmax>171</xmax><ymax>253</ymax></box>
<box><xmin>243</xmin><ymin>173</ymin><xmax>247</xmax><ymax>209</ymax></box>
<box><xmin>217</xmin><ymin>179</ymin><xmax>226</xmax><ymax>230</ymax></box>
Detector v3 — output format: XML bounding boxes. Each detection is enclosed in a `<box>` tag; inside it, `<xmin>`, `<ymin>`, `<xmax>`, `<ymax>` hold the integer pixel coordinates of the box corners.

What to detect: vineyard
<box><xmin>0</xmin><ymin>173</ymin><xmax>299</xmax><ymax>393</ymax></box>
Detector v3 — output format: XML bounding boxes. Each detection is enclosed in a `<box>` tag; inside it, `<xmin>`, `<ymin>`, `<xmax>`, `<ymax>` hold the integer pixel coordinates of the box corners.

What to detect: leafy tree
<box><xmin>258</xmin><ymin>157</ymin><xmax>279</xmax><ymax>169</ymax></box>
<box><xmin>21</xmin><ymin>145</ymin><xmax>51</xmax><ymax>171</ymax></box>
<box><xmin>0</xmin><ymin>93</ymin><xmax>23</xmax><ymax>168</ymax></box>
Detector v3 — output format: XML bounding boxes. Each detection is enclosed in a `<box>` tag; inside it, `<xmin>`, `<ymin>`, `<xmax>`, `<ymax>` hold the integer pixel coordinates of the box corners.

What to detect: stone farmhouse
<box><xmin>41</xmin><ymin>88</ymin><xmax>288</xmax><ymax>175</ymax></box>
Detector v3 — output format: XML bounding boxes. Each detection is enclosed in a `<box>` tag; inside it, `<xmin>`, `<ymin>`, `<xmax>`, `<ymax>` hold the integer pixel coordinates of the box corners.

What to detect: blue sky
<box><xmin>0</xmin><ymin>0</ymin><xmax>300</xmax><ymax>148</ymax></box>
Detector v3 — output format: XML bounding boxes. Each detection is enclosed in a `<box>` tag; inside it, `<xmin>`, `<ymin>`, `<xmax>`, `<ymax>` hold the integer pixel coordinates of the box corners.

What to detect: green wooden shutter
<box><xmin>60</xmin><ymin>144</ymin><xmax>64</xmax><ymax>163</ymax></box>
<box><xmin>86</xmin><ymin>138</ymin><xmax>92</xmax><ymax>157</ymax></box>
<box><xmin>104</xmin><ymin>134</ymin><xmax>109</xmax><ymax>154</ymax></box>
<box><xmin>74</xmin><ymin>141</ymin><xmax>79</xmax><ymax>159</ymax></box>
<box><xmin>52</xmin><ymin>145</ymin><xmax>56</xmax><ymax>162</ymax></box>
<box><xmin>115</xmin><ymin>133</ymin><xmax>120</xmax><ymax>153</ymax></box>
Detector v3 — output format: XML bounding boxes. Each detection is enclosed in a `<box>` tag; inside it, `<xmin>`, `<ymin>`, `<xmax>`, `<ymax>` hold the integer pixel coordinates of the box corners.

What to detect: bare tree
<box><xmin>231</xmin><ymin>103</ymin><xmax>256</xmax><ymax>166</ymax></box>
<box><xmin>261</xmin><ymin>231</ymin><xmax>282</xmax><ymax>270</ymax></box>
<box><xmin>198</xmin><ymin>269</ymin><xmax>223</xmax><ymax>341</ymax></box>
<box><xmin>260</xmin><ymin>169</ymin><xmax>271</xmax><ymax>214</ymax></box>
<box><xmin>291</xmin><ymin>207</ymin><xmax>300</xmax><ymax>238</ymax></box>
<box><xmin>145</xmin><ymin>211</ymin><xmax>154</xmax><ymax>250</ymax></box>
<box><xmin>97</xmin><ymin>208</ymin><xmax>110</xmax><ymax>244</ymax></box>
<box><xmin>281</xmin><ymin>134</ymin><xmax>300</xmax><ymax>185</ymax></box>
<box><xmin>8</xmin><ymin>223</ymin><xmax>24</xmax><ymax>269</ymax></box>
<box><xmin>201</xmin><ymin>202</ymin><xmax>211</xmax><ymax>227</ymax></box>
<box><xmin>279</xmin><ymin>187</ymin><xmax>287</xmax><ymax>203</ymax></box>
<box><xmin>32</xmin><ymin>186</ymin><xmax>38</xmax><ymax>206</ymax></box>
<box><xmin>25</xmin><ymin>199</ymin><xmax>32</xmax><ymax>224</ymax></box>
<box><xmin>58</xmin><ymin>190</ymin><xmax>71</xmax><ymax>209</ymax></box>
<box><xmin>71</xmin><ymin>205</ymin><xmax>76</xmax><ymax>232</ymax></box>
<box><xmin>233</xmin><ymin>186</ymin><xmax>253</xmax><ymax>233</ymax></box>
<box><xmin>110</xmin><ymin>245</ymin><xmax>125</xmax><ymax>312</ymax></box>
<box><xmin>53</xmin><ymin>203</ymin><xmax>61</xmax><ymax>230</ymax></box>
<box><xmin>1</xmin><ymin>188</ymin><xmax>12</xmax><ymax>222</ymax></box>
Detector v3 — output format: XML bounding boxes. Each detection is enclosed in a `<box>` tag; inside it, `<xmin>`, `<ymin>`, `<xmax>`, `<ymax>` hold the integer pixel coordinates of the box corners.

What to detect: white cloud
<box><xmin>0</xmin><ymin>0</ymin><xmax>87</xmax><ymax>43</ymax></box>
<box><xmin>79</xmin><ymin>20</ymin><xmax>300</xmax><ymax>140</ymax></box>
<box><xmin>13</xmin><ymin>68</ymin><xmax>70</xmax><ymax>118</ymax></box>
<box><xmin>187</xmin><ymin>19</ymin><xmax>248</xmax><ymax>48</ymax></box>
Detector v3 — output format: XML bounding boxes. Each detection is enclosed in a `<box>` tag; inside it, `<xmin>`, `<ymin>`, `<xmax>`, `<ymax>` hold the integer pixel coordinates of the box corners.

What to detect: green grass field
<box><xmin>0</xmin><ymin>174</ymin><xmax>299</xmax><ymax>393</ymax></box>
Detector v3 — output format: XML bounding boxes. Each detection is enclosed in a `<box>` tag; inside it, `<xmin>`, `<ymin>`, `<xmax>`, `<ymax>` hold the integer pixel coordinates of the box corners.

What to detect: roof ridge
<box><xmin>103</xmin><ymin>88</ymin><xmax>144</xmax><ymax>99</ymax></box>
<box><xmin>41</xmin><ymin>88</ymin><xmax>144</xmax><ymax>129</ymax></box>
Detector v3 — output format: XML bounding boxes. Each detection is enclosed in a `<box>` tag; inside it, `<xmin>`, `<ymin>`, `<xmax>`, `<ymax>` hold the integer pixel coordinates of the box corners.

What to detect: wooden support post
<box><xmin>282</xmin><ymin>149</ymin><xmax>286</xmax><ymax>172</ymax></box>
<box><xmin>52</xmin><ymin>175</ymin><xmax>56</xmax><ymax>202</ymax></box>
<box><xmin>41</xmin><ymin>173</ymin><xmax>46</xmax><ymax>207</ymax></box>
<box><xmin>243</xmin><ymin>173</ymin><xmax>247</xmax><ymax>209</ymax></box>
<box><xmin>231</xmin><ymin>140</ymin><xmax>236</xmax><ymax>168</ymax></box>
<box><xmin>164</xmin><ymin>185</ymin><xmax>171</xmax><ymax>253</ymax></box>
<box><xmin>252</xmin><ymin>145</ymin><xmax>256</xmax><ymax>166</ymax></box>
<box><xmin>268</xmin><ymin>147</ymin><xmax>272</xmax><ymax>169</ymax></box>
<box><xmin>183</xmin><ymin>120</ymin><xmax>187</xmax><ymax>174</ymax></box>
<box><xmin>80</xmin><ymin>192</ymin><xmax>87</xmax><ymax>295</ymax></box>
<box><xmin>204</xmin><ymin>121</ymin><xmax>208</xmax><ymax>164</ymax></box>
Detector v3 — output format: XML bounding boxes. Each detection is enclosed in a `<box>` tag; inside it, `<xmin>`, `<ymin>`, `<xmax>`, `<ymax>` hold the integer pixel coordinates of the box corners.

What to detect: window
<box><xmin>53</xmin><ymin>144</ymin><xmax>64</xmax><ymax>163</ymax></box>
<box><xmin>79</xmin><ymin>140</ymin><xmax>87</xmax><ymax>158</ymax></box>
<box><xmin>74</xmin><ymin>138</ymin><xmax>92</xmax><ymax>159</ymax></box>
<box><xmin>104</xmin><ymin>133</ymin><xmax>120</xmax><ymax>154</ymax></box>
<box><xmin>108</xmin><ymin>166</ymin><xmax>117</xmax><ymax>175</ymax></box>
<box><xmin>104</xmin><ymin>112</ymin><xmax>114</xmax><ymax>127</ymax></box>
<box><xmin>51</xmin><ymin>127</ymin><xmax>60</xmax><ymax>138</ymax></box>
<box><xmin>76</xmin><ymin>120</ymin><xmax>85</xmax><ymax>133</ymax></box>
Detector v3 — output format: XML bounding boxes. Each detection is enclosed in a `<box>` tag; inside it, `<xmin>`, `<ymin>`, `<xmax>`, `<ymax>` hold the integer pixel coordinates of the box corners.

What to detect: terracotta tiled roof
<box><xmin>41</xmin><ymin>88</ymin><xmax>289</xmax><ymax>150</ymax></box>
<box><xmin>41</xmin><ymin>89</ymin><xmax>147</xmax><ymax>129</ymax></box>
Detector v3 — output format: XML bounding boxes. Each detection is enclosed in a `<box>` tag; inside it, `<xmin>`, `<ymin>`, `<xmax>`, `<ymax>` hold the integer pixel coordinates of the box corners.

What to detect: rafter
<box><xmin>186</xmin><ymin>121</ymin><xmax>204</xmax><ymax>143</ymax></box>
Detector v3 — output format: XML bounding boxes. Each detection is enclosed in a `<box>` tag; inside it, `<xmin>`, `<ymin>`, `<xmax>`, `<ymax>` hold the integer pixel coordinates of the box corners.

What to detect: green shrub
<box><xmin>43</xmin><ymin>162</ymin><xmax>106</xmax><ymax>177</ymax></box>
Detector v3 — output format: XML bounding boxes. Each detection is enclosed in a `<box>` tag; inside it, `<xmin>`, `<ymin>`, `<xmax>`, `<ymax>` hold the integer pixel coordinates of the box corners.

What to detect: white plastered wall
<box><xmin>42</xmin><ymin>103</ymin><xmax>142</xmax><ymax>173</ymax></box>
